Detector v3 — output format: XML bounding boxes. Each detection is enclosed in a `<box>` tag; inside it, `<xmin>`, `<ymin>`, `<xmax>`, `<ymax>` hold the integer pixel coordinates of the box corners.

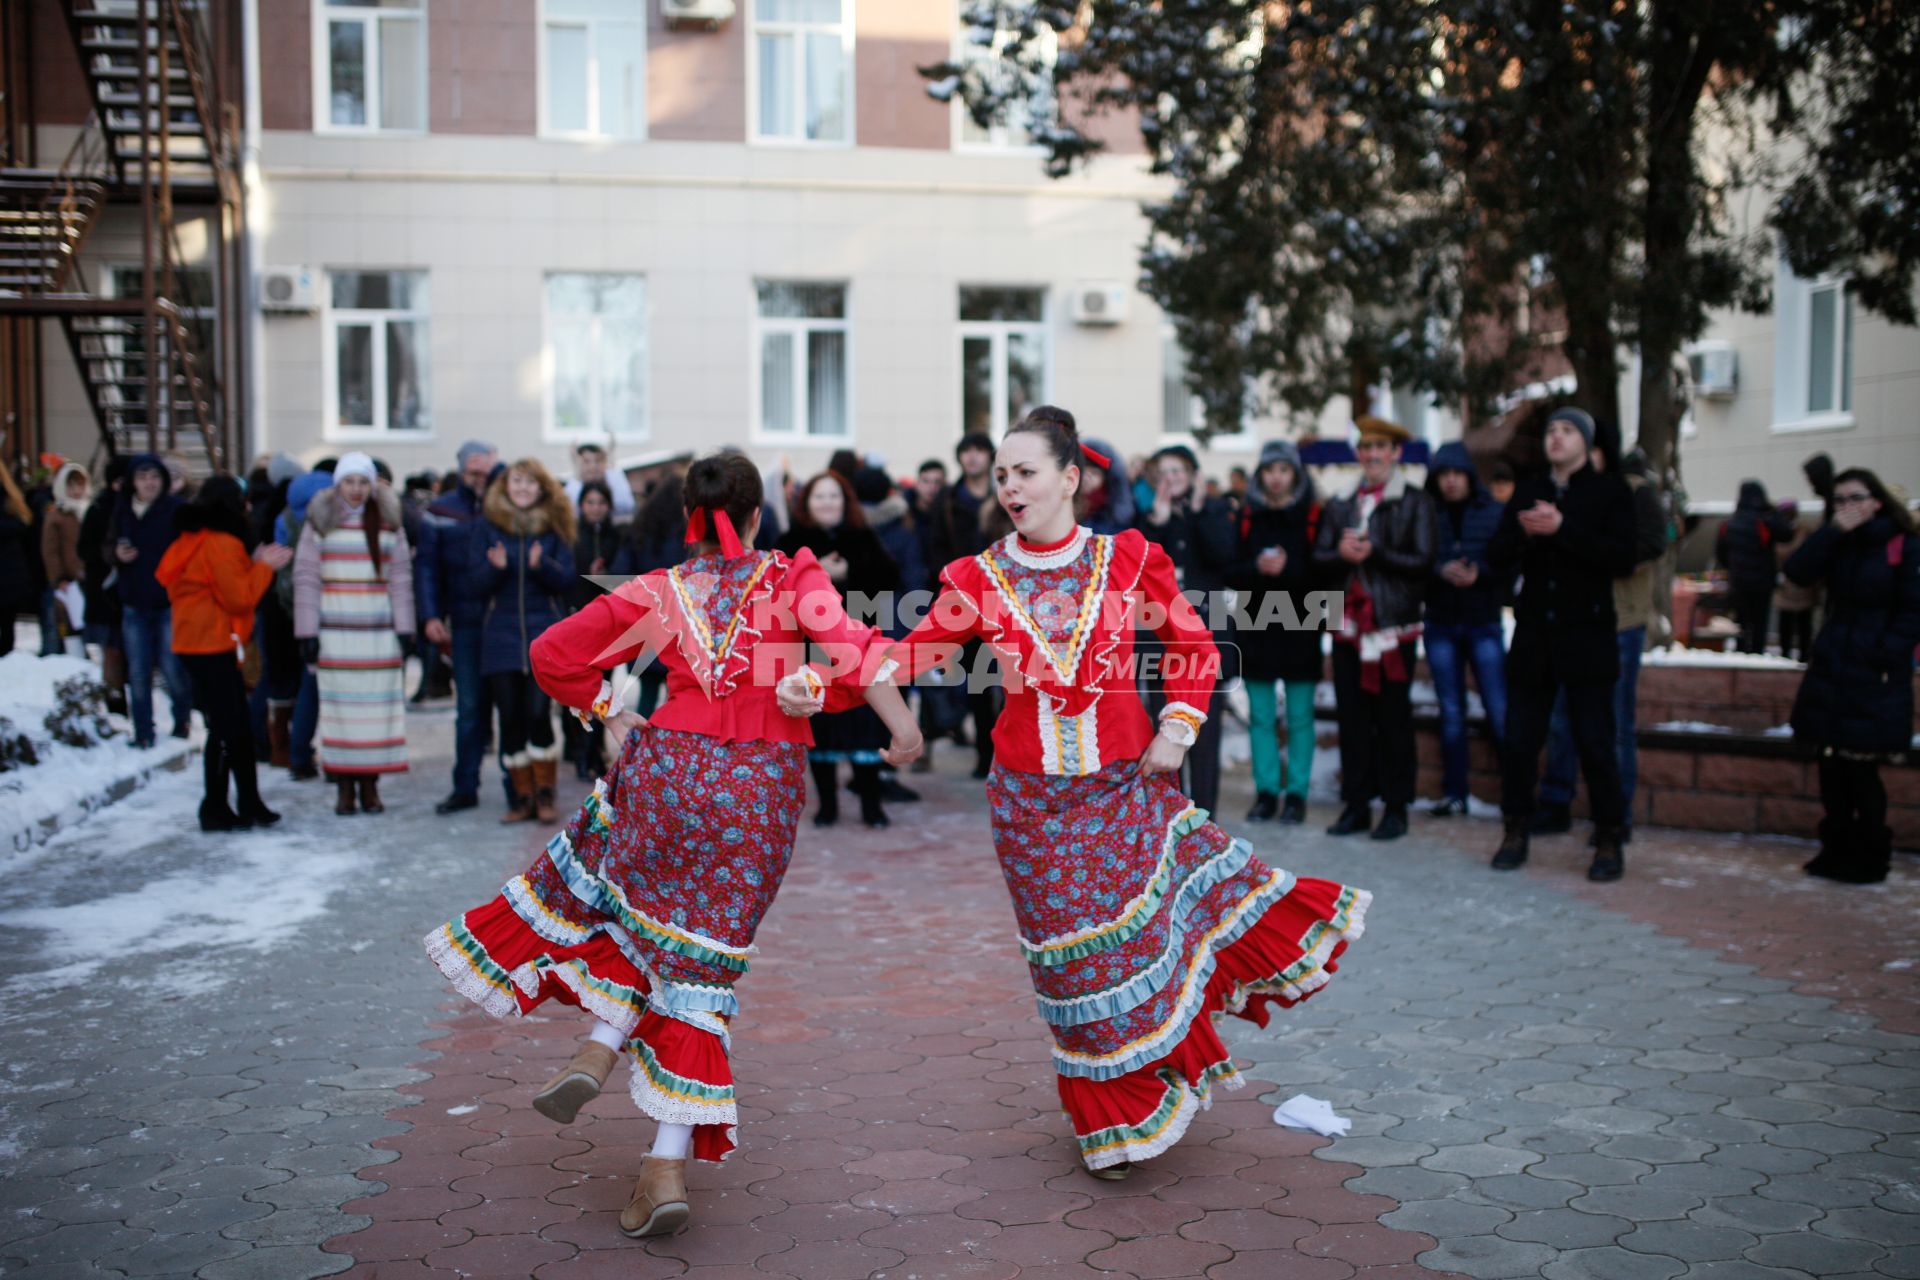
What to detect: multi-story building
<box><xmin>19</xmin><ymin>0</ymin><xmax>1327</xmax><ymax>490</ymax></box>
<box><xmin>1664</xmin><ymin>257</ymin><xmax>1920</xmax><ymax>512</ymax></box>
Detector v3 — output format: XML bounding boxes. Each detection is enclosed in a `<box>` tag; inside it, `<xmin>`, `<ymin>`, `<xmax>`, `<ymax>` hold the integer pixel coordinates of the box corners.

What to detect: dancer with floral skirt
<box><xmin>424</xmin><ymin>452</ymin><xmax>919</xmax><ymax>1239</ymax></box>
<box><xmin>868</xmin><ymin>408</ymin><xmax>1371</xmax><ymax>1178</ymax></box>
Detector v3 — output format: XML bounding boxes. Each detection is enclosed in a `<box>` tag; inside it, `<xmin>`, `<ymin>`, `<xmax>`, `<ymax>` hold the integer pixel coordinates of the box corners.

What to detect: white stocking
<box><xmin>650</xmin><ymin>1122</ymin><xmax>694</xmax><ymax>1160</ymax></box>
<box><xmin>588</xmin><ymin>1020</ymin><xmax>625</xmax><ymax>1051</ymax></box>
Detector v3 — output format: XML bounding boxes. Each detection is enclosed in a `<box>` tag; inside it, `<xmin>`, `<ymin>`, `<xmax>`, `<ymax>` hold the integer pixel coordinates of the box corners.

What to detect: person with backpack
<box><xmin>1785</xmin><ymin>468</ymin><xmax>1920</xmax><ymax>885</ymax></box>
<box><xmin>1716</xmin><ymin>480</ymin><xmax>1792</xmax><ymax>654</ymax></box>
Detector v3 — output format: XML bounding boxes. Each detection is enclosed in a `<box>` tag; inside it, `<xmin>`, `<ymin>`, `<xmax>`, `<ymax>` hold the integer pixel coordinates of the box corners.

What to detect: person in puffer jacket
<box><xmin>1785</xmin><ymin>468</ymin><xmax>1920</xmax><ymax>885</ymax></box>
<box><xmin>1716</xmin><ymin>480</ymin><xmax>1792</xmax><ymax>653</ymax></box>
<box><xmin>471</xmin><ymin>458</ymin><xmax>577</xmax><ymax>824</ymax></box>
<box><xmin>1421</xmin><ymin>441</ymin><xmax>1508</xmax><ymax>819</ymax></box>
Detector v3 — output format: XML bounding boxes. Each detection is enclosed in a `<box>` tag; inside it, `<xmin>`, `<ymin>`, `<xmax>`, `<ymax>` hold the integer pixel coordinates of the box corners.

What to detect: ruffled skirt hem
<box><xmin>1057</xmin><ymin>881</ymin><xmax>1371</xmax><ymax>1169</ymax></box>
<box><xmin>425</xmin><ymin>895</ymin><xmax>740</xmax><ymax>1163</ymax></box>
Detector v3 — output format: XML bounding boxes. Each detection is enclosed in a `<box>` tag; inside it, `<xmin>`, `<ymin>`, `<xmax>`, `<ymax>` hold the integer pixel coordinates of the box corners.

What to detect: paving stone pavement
<box><xmin>0</xmin><ymin>707</ymin><xmax>1916</xmax><ymax>1279</ymax></box>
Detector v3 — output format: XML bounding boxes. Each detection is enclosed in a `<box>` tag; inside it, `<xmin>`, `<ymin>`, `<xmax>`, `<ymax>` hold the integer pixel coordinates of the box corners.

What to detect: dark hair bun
<box><xmin>1024</xmin><ymin>404</ymin><xmax>1078</xmax><ymax>437</ymax></box>
<box><xmin>1004</xmin><ymin>405</ymin><xmax>1083</xmax><ymax>473</ymax></box>
<box><xmin>683</xmin><ymin>452</ymin><xmax>763</xmax><ymax>532</ymax></box>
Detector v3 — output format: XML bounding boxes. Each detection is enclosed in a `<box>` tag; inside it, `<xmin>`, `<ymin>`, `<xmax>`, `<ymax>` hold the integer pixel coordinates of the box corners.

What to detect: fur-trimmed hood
<box><xmin>483</xmin><ymin>476</ymin><xmax>574</xmax><ymax>541</ymax></box>
<box><xmin>307</xmin><ymin>482</ymin><xmax>403</xmax><ymax>534</ymax></box>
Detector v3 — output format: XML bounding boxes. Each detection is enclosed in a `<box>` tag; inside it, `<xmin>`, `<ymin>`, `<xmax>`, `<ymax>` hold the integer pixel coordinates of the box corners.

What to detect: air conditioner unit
<box><xmin>1070</xmin><ymin>281</ymin><xmax>1130</xmax><ymax>326</ymax></box>
<box><xmin>258</xmin><ymin>266</ymin><xmax>318</xmax><ymax>313</ymax></box>
<box><xmin>1687</xmin><ymin>340</ymin><xmax>1737</xmax><ymax>400</ymax></box>
<box><xmin>661</xmin><ymin>0</ymin><xmax>735</xmax><ymax>29</ymax></box>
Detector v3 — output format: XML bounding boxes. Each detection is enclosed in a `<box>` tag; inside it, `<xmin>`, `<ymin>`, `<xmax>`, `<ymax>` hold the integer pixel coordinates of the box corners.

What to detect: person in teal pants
<box><xmin>1228</xmin><ymin>440</ymin><xmax>1327</xmax><ymax>824</ymax></box>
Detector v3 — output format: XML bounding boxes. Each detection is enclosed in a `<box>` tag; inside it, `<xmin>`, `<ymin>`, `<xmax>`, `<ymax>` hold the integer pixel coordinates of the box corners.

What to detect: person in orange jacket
<box><xmin>157</xmin><ymin>476</ymin><xmax>293</xmax><ymax>831</ymax></box>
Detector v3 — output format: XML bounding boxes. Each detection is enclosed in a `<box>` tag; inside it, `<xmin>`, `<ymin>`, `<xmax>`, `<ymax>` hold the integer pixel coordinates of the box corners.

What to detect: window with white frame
<box><xmin>547</xmin><ymin>274</ymin><xmax>647</xmax><ymax>441</ymax></box>
<box><xmin>1772</xmin><ymin>256</ymin><xmax>1855</xmax><ymax>430</ymax></box>
<box><xmin>1160</xmin><ymin>325</ymin><xmax>1254</xmax><ymax>449</ymax></box>
<box><xmin>952</xmin><ymin>2</ymin><xmax>1056</xmax><ymax>151</ymax></box>
<box><xmin>756</xmin><ymin>282</ymin><xmax>849</xmax><ymax>441</ymax></box>
<box><xmin>959</xmin><ymin>287</ymin><xmax>1047</xmax><ymax>439</ymax></box>
<box><xmin>542</xmin><ymin>0</ymin><xmax>647</xmax><ymax>139</ymax></box>
<box><xmin>1804</xmin><ymin>278</ymin><xmax>1853</xmax><ymax>417</ymax></box>
<box><xmin>752</xmin><ymin>0</ymin><xmax>852</xmax><ymax>145</ymax></box>
<box><xmin>317</xmin><ymin>1</ymin><xmax>426</xmax><ymax>132</ymax></box>
<box><xmin>327</xmin><ymin>270</ymin><xmax>430</xmax><ymax>434</ymax></box>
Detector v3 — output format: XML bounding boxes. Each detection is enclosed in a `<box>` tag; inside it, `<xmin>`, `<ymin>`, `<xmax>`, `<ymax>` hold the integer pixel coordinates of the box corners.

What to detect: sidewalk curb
<box><xmin>3</xmin><ymin>739</ymin><xmax>195</xmax><ymax>854</ymax></box>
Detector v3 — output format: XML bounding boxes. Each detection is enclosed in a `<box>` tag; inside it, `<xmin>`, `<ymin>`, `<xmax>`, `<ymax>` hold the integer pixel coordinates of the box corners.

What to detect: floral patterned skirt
<box><xmin>426</xmin><ymin>727</ymin><xmax>808</xmax><ymax>1163</ymax></box>
<box><xmin>987</xmin><ymin>762</ymin><xmax>1370</xmax><ymax>1169</ymax></box>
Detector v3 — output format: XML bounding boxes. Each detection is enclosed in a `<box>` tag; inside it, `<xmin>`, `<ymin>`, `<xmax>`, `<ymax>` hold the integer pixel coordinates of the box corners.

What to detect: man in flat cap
<box><xmin>1312</xmin><ymin>415</ymin><xmax>1436</xmax><ymax>841</ymax></box>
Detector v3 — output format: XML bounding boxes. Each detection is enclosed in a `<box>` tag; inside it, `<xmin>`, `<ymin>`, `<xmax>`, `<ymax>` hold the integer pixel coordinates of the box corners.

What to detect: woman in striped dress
<box><xmin>294</xmin><ymin>452</ymin><xmax>415</xmax><ymax>815</ymax></box>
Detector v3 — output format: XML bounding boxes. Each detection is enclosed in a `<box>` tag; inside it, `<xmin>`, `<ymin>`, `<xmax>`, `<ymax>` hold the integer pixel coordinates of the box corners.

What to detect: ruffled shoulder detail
<box><xmin>626</xmin><ymin>551</ymin><xmax>788</xmax><ymax>700</ymax></box>
<box><xmin>1084</xmin><ymin>532</ymin><xmax>1151</xmax><ymax>702</ymax></box>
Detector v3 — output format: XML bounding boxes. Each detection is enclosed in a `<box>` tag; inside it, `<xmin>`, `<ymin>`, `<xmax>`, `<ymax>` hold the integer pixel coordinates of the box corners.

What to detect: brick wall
<box><xmin>1406</xmin><ymin>722</ymin><xmax>1920</xmax><ymax>851</ymax></box>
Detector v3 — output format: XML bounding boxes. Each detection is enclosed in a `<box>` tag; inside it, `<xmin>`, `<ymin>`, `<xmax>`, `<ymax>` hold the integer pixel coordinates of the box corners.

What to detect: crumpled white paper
<box><xmin>1271</xmin><ymin>1093</ymin><xmax>1352</xmax><ymax>1138</ymax></box>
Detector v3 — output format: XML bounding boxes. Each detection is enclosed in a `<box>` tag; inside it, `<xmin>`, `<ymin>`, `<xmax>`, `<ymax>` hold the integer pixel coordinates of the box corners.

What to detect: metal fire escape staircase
<box><xmin>0</xmin><ymin>1</ymin><xmax>238</xmax><ymax>472</ymax></box>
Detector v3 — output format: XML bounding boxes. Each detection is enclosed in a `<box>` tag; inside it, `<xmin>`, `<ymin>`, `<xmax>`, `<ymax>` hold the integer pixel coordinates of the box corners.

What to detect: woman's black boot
<box><xmin>810</xmin><ymin>760</ymin><xmax>839</xmax><ymax>826</ymax></box>
<box><xmin>854</xmin><ymin>763</ymin><xmax>889</xmax><ymax>829</ymax></box>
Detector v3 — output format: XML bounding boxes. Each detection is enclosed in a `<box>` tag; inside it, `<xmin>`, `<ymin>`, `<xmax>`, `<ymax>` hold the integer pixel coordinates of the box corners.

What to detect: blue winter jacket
<box><xmin>1422</xmin><ymin>441</ymin><xmax>1509</xmax><ymax>628</ymax></box>
<box><xmin>471</xmin><ymin>513</ymin><xmax>576</xmax><ymax>677</ymax></box>
<box><xmin>415</xmin><ymin>482</ymin><xmax>495</xmax><ymax>628</ymax></box>
<box><xmin>110</xmin><ymin>461</ymin><xmax>183</xmax><ymax>611</ymax></box>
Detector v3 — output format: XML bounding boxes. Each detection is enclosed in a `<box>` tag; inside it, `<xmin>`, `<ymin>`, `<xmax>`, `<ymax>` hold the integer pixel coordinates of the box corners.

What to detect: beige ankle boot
<box><xmin>530</xmin><ymin>1041</ymin><xmax>619</xmax><ymax>1125</ymax></box>
<box><xmin>620</xmin><ymin>1155</ymin><xmax>690</xmax><ymax>1238</ymax></box>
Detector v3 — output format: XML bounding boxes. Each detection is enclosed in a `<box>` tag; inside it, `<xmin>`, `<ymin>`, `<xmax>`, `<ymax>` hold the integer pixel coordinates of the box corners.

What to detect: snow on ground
<box><xmin>1648</xmin><ymin>719</ymin><xmax>1736</xmax><ymax>734</ymax></box>
<box><xmin>0</xmin><ymin>651</ymin><xmax>194</xmax><ymax>851</ymax></box>
<box><xmin>0</xmin><ymin>758</ymin><xmax>369</xmax><ymax>1003</ymax></box>
<box><xmin>1640</xmin><ymin>645</ymin><xmax>1805</xmax><ymax>670</ymax></box>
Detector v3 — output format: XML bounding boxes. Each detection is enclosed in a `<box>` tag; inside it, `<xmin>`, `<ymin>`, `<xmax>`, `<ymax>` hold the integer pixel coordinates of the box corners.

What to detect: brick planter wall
<box><xmin>1307</xmin><ymin>657</ymin><xmax>1920</xmax><ymax>849</ymax></box>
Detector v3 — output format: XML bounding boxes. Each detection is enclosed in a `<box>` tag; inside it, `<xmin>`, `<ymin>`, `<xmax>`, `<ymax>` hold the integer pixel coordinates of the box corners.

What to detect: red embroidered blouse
<box><xmin>889</xmin><ymin>527</ymin><xmax>1220</xmax><ymax>776</ymax></box>
<box><xmin>530</xmin><ymin>547</ymin><xmax>885</xmax><ymax>746</ymax></box>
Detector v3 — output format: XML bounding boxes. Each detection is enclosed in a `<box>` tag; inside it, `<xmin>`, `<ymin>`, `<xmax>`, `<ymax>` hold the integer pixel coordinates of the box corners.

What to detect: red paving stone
<box><xmin>327</xmin><ymin>765</ymin><xmax>1465</xmax><ymax>1278</ymax></box>
<box><xmin>1417</xmin><ymin>817</ymin><xmax>1920</xmax><ymax>1034</ymax></box>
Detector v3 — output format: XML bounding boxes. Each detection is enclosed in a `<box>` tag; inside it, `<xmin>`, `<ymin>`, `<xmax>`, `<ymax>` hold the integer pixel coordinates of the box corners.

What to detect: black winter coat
<box><xmin>111</xmin><ymin>492</ymin><xmax>183</xmax><ymax>610</ymax></box>
<box><xmin>925</xmin><ymin>481</ymin><xmax>993</xmax><ymax>570</ymax></box>
<box><xmin>1785</xmin><ymin>515</ymin><xmax>1920</xmax><ymax>756</ymax></box>
<box><xmin>1227</xmin><ymin>492</ymin><xmax>1326</xmax><ymax>683</ymax></box>
<box><xmin>1488</xmin><ymin>465</ymin><xmax>1637</xmax><ymax>686</ymax></box>
<box><xmin>1424</xmin><ymin>467</ymin><xmax>1509</xmax><ymax>629</ymax></box>
<box><xmin>78</xmin><ymin>492</ymin><xmax>123</xmax><ymax>629</ymax></box>
<box><xmin>1312</xmin><ymin>475</ymin><xmax>1437</xmax><ymax>630</ymax></box>
<box><xmin>1137</xmin><ymin>496</ymin><xmax>1237</xmax><ymax>596</ymax></box>
<box><xmin>1139</xmin><ymin>495</ymin><xmax>1239</xmax><ymax>682</ymax></box>
<box><xmin>0</xmin><ymin>507</ymin><xmax>34</xmax><ymax>612</ymax></box>
<box><xmin>1717</xmin><ymin>482</ymin><xmax>1792</xmax><ymax>593</ymax></box>
<box><xmin>569</xmin><ymin>517</ymin><xmax>624</xmax><ymax>613</ymax></box>
<box><xmin>778</xmin><ymin>523</ymin><xmax>900</xmax><ymax>610</ymax></box>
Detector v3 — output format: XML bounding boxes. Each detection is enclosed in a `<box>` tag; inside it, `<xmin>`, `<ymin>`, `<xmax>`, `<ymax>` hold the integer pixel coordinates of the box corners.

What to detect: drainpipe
<box><xmin>240</xmin><ymin>0</ymin><xmax>266</xmax><ymax>452</ymax></box>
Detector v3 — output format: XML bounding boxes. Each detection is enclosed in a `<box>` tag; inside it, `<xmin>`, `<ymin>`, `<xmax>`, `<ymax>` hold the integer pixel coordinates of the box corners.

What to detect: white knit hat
<box><xmin>334</xmin><ymin>451</ymin><xmax>377</xmax><ymax>483</ymax></box>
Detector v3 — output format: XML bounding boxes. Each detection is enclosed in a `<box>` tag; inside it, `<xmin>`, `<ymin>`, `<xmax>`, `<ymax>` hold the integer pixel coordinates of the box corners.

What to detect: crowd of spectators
<box><xmin>0</xmin><ymin>420</ymin><xmax>1912</xmax><ymax>884</ymax></box>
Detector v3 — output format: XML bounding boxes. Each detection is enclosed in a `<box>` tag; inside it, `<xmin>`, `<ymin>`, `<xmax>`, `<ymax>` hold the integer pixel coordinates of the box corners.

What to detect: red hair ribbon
<box><xmin>1078</xmin><ymin>442</ymin><xmax>1109</xmax><ymax>469</ymax></box>
<box><xmin>684</xmin><ymin>507</ymin><xmax>746</xmax><ymax>557</ymax></box>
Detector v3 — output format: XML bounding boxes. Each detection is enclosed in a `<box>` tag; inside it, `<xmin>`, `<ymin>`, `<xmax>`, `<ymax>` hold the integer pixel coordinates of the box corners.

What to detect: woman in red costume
<box><xmin>875</xmin><ymin>407</ymin><xmax>1371</xmax><ymax>1177</ymax></box>
<box><xmin>425</xmin><ymin>453</ymin><xmax>918</xmax><ymax>1236</ymax></box>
